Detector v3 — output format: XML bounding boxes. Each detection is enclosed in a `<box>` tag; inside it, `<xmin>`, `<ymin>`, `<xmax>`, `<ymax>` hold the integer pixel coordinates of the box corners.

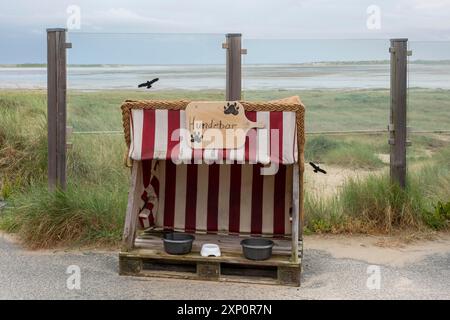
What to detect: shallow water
<box><xmin>1</xmin><ymin>63</ymin><xmax>450</xmax><ymax>90</ymax></box>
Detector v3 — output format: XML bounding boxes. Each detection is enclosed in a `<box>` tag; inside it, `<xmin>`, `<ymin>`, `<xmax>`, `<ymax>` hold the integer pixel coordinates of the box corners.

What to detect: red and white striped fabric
<box><xmin>140</xmin><ymin>161</ymin><xmax>293</xmax><ymax>236</ymax></box>
<box><xmin>138</xmin><ymin>160</ymin><xmax>159</xmax><ymax>229</ymax></box>
<box><xmin>129</xmin><ymin>109</ymin><xmax>298</xmax><ymax>164</ymax></box>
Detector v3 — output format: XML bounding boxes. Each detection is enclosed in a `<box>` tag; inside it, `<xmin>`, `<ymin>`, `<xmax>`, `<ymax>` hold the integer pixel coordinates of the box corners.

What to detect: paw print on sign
<box><xmin>224</xmin><ymin>102</ymin><xmax>239</xmax><ymax>116</ymax></box>
<box><xmin>190</xmin><ymin>132</ymin><xmax>203</xmax><ymax>143</ymax></box>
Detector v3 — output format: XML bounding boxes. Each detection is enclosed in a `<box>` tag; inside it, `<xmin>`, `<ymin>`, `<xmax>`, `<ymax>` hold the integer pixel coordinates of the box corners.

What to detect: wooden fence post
<box><xmin>389</xmin><ymin>38</ymin><xmax>410</xmax><ymax>189</ymax></box>
<box><xmin>223</xmin><ymin>33</ymin><xmax>246</xmax><ymax>100</ymax></box>
<box><xmin>47</xmin><ymin>28</ymin><xmax>71</xmax><ymax>191</ymax></box>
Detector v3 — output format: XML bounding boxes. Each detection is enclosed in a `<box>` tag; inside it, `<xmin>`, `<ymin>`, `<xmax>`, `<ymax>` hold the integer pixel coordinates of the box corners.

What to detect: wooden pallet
<box><xmin>120</xmin><ymin>230</ymin><xmax>302</xmax><ymax>286</ymax></box>
<box><xmin>120</xmin><ymin>248</ymin><xmax>301</xmax><ymax>286</ymax></box>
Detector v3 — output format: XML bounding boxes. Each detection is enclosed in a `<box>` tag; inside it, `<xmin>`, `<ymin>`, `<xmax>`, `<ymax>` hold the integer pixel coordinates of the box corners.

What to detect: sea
<box><xmin>1</xmin><ymin>37</ymin><xmax>450</xmax><ymax>90</ymax></box>
<box><xmin>1</xmin><ymin>62</ymin><xmax>450</xmax><ymax>90</ymax></box>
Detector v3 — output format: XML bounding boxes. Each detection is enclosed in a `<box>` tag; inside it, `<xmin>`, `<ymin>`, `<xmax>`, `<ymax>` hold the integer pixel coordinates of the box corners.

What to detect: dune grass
<box><xmin>305</xmin><ymin>147</ymin><xmax>450</xmax><ymax>233</ymax></box>
<box><xmin>305</xmin><ymin>136</ymin><xmax>385</xmax><ymax>169</ymax></box>
<box><xmin>0</xmin><ymin>183</ymin><xmax>126</xmax><ymax>248</ymax></box>
<box><xmin>0</xmin><ymin>92</ymin><xmax>48</xmax><ymax>197</ymax></box>
<box><xmin>0</xmin><ymin>91</ymin><xmax>130</xmax><ymax>247</ymax></box>
<box><xmin>0</xmin><ymin>88</ymin><xmax>449</xmax><ymax>248</ymax></box>
<box><xmin>0</xmin><ymin>132</ymin><xmax>129</xmax><ymax>248</ymax></box>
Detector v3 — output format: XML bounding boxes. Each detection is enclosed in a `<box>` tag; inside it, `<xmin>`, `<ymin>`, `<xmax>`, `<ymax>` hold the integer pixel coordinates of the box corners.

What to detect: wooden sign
<box><xmin>185</xmin><ymin>101</ymin><xmax>264</xmax><ymax>149</ymax></box>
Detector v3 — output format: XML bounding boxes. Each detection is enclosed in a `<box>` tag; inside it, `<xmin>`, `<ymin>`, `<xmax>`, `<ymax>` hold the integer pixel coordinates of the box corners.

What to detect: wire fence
<box><xmin>71</xmin><ymin>129</ymin><xmax>450</xmax><ymax>136</ymax></box>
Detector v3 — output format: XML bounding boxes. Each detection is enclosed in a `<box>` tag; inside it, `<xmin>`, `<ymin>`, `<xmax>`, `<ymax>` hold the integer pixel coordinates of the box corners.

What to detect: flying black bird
<box><xmin>138</xmin><ymin>78</ymin><xmax>159</xmax><ymax>89</ymax></box>
<box><xmin>309</xmin><ymin>162</ymin><xmax>327</xmax><ymax>174</ymax></box>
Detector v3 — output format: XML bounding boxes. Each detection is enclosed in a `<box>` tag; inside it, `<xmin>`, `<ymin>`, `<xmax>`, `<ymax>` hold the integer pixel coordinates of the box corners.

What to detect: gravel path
<box><xmin>0</xmin><ymin>233</ymin><xmax>449</xmax><ymax>300</ymax></box>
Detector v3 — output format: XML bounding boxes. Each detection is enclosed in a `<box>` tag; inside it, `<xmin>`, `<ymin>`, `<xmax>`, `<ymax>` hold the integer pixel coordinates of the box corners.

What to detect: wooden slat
<box><xmin>291</xmin><ymin>164</ymin><xmax>300</xmax><ymax>263</ymax></box>
<box><xmin>219</xmin><ymin>275</ymin><xmax>279</xmax><ymax>286</ymax></box>
<box><xmin>129</xmin><ymin>269</ymin><xmax>282</xmax><ymax>286</ymax></box>
<box><xmin>135</xmin><ymin>231</ymin><xmax>302</xmax><ymax>257</ymax></box>
<box><xmin>122</xmin><ymin>248</ymin><xmax>299</xmax><ymax>267</ymax></box>
<box><xmin>121</xmin><ymin>161</ymin><xmax>142</xmax><ymax>251</ymax></box>
<box><xmin>299</xmin><ymin>145</ymin><xmax>305</xmax><ymax>240</ymax></box>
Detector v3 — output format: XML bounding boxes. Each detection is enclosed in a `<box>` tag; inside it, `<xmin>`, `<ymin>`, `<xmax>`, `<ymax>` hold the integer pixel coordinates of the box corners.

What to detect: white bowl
<box><xmin>200</xmin><ymin>244</ymin><xmax>221</xmax><ymax>257</ymax></box>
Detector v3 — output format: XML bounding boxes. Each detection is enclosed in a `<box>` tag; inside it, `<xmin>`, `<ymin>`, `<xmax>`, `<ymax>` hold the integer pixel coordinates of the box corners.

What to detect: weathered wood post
<box><xmin>389</xmin><ymin>38</ymin><xmax>410</xmax><ymax>189</ymax></box>
<box><xmin>291</xmin><ymin>164</ymin><xmax>300</xmax><ymax>264</ymax></box>
<box><xmin>223</xmin><ymin>33</ymin><xmax>246</xmax><ymax>100</ymax></box>
<box><xmin>47</xmin><ymin>28</ymin><xmax>71</xmax><ymax>191</ymax></box>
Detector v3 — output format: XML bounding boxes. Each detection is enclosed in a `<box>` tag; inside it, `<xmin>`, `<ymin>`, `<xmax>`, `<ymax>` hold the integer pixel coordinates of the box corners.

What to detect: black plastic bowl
<box><xmin>163</xmin><ymin>233</ymin><xmax>195</xmax><ymax>255</ymax></box>
<box><xmin>240</xmin><ymin>238</ymin><xmax>274</xmax><ymax>260</ymax></box>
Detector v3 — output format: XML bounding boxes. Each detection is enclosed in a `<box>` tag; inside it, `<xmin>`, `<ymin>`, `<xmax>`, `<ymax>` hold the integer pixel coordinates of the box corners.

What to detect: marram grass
<box><xmin>1</xmin><ymin>182</ymin><xmax>126</xmax><ymax>248</ymax></box>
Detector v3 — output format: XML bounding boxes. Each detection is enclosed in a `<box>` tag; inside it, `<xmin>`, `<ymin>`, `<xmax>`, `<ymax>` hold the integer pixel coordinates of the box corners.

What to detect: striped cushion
<box><xmin>140</xmin><ymin>160</ymin><xmax>293</xmax><ymax>236</ymax></box>
<box><xmin>129</xmin><ymin>109</ymin><xmax>298</xmax><ymax>164</ymax></box>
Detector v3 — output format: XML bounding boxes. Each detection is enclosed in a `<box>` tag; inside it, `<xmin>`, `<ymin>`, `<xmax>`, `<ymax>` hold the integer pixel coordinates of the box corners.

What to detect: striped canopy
<box><xmin>128</xmin><ymin>109</ymin><xmax>298</xmax><ymax>164</ymax></box>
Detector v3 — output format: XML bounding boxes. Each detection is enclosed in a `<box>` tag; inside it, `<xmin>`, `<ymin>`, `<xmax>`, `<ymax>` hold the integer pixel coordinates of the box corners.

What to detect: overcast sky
<box><xmin>1</xmin><ymin>0</ymin><xmax>450</xmax><ymax>39</ymax></box>
<box><xmin>1</xmin><ymin>0</ymin><xmax>450</xmax><ymax>63</ymax></box>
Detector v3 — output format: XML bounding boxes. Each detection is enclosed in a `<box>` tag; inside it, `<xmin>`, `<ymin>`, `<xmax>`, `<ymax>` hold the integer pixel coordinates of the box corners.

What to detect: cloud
<box><xmin>0</xmin><ymin>0</ymin><xmax>449</xmax><ymax>39</ymax></box>
<box><xmin>85</xmin><ymin>8</ymin><xmax>182</xmax><ymax>28</ymax></box>
<box><xmin>413</xmin><ymin>0</ymin><xmax>450</xmax><ymax>10</ymax></box>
